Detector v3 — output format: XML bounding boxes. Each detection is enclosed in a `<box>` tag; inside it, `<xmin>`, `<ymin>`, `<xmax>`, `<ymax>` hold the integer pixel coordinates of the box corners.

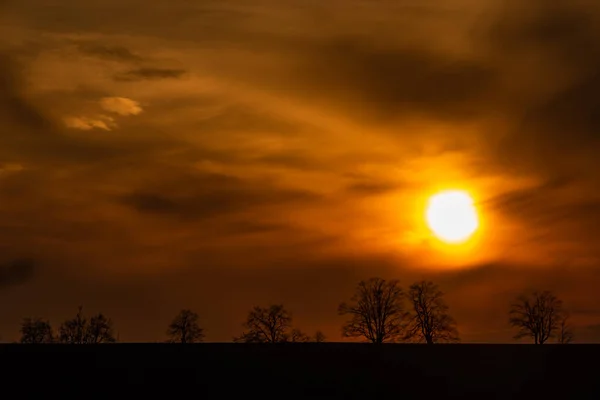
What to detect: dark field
<box><xmin>1</xmin><ymin>344</ymin><xmax>599</xmax><ymax>398</ymax></box>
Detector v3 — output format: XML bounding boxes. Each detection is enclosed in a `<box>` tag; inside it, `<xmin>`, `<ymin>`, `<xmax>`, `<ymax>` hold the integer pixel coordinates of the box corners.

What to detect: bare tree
<box><xmin>59</xmin><ymin>306</ymin><xmax>88</xmax><ymax>344</ymax></box>
<box><xmin>405</xmin><ymin>281</ymin><xmax>460</xmax><ymax>344</ymax></box>
<box><xmin>290</xmin><ymin>328</ymin><xmax>310</xmax><ymax>342</ymax></box>
<box><xmin>234</xmin><ymin>304</ymin><xmax>293</xmax><ymax>343</ymax></box>
<box><xmin>558</xmin><ymin>312</ymin><xmax>574</xmax><ymax>344</ymax></box>
<box><xmin>338</xmin><ymin>277</ymin><xmax>410</xmax><ymax>343</ymax></box>
<box><xmin>167</xmin><ymin>309</ymin><xmax>205</xmax><ymax>343</ymax></box>
<box><xmin>86</xmin><ymin>313</ymin><xmax>116</xmax><ymax>343</ymax></box>
<box><xmin>314</xmin><ymin>330</ymin><xmax>326</xmax><ymax>343</ymax></box>
<box><xmin>59</xmin><ymin>306</ymin><xmax>116</xmax><ymax>344</ymax></box>
<box><xmin>20</xmin><ymin>317</ymin><xmax>54</xmax><ymax>343</ymax></box>
<box><xmin>509</xmin><ymin>290</ymin><xmax>567</xmax><ymax>344</ymax></box>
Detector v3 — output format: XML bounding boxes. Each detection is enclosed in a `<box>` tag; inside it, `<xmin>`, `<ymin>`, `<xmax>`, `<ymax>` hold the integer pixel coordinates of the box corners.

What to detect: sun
<box><xmin>425</xmin><ymin>190</ymin><xmax>479</xmax><ymax>244</ymax></box>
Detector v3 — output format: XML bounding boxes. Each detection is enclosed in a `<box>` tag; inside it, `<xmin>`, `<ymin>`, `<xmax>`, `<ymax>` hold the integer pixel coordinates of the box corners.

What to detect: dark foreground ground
<box><xmin>1</xmin><ymin>343</ymin><xmax>599</xmax><ymax>399</ymax></box>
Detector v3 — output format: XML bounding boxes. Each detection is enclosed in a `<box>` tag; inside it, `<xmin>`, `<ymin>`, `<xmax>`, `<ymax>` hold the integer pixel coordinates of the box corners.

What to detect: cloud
<box><xmin>118</xmin><ymin>170</ymin><xmax>323</xmax><ymax>221</ymax></box>
<box><xmin>201</xmin><ymin>36</ymin><xmax>497</xmax><ymax>127</ymax></box>
<box><xmin>214</xmin><ymin>220</ymin><xmax>291</xmax><ymax>236</ymax></box>
<box><xmin>0</xmin><ymin>54</ymin><xmax>53</xmax><ymax>133</ymax></box>
<box><xmin>253</xmin><ymin>152</ymin><xmax>325</xmax><ymax>171</ymax></box>
<box><xmin>63</xmin><ymin>97</ymin><xmax>142</xmax><ymax>131</ymax></box>
<box><xmin>0</xmin><ymin>258</ymin><xmax>35</xmax><ymax>289</ymax></box>
<box><xmin>0</xmin><ymin>45</ymin><xmax>197</xmax><ymax>173</ymax></box>
<box><xmin>302</xmin><ymin>39</ymin><xmax>496</xmax><ymax>123</ymax></box>
<box><xmin>344</xmin><ymin>180</ymin><xmax>403</xmax><ymax>196</ymax></box>
<box><xmin>482</xmin><ymin>176</ymin><xmax>573</xmax><ymax>220</ymax></box>
<box><xmin>64</xmin><ymin>115</ymin><xmax>116</xmax><ymax>131</ymax></box>
<box><xmin>99</xmin><ymin>96</ymin><xmax>143</xmax><ymax>116</ymax></box>
<box><xmin>121</xmin><ymin>193</ymin><xmax>177</xmax><ymax>214</ymax></box>
<box><xmin>478</xmin><ymin>173</ymin><xmax>600</xmax><ymax>261</ymax></box>
<box><xmin>0</xmin><ymin>52</ymin><xmax>137</xmax><ymax>164</ymax></box>
<box><xmin>481</xmin><ymin>0</ymin><xmax>600</xmax><ymax>175</ymax></box>
<box><xmin>114</xmin><ymin>67</ymin><xmax>187</xmax><ymax>81</ymax></box>
<box><xmin>0</xmin><ymin>163</ymin><xmax>24</xmax><ymax>174</ymax></box>
<box><xmin>76</xmin><ymin>42</ymin><xmax>143</xmax><ymax>62</ymax></box>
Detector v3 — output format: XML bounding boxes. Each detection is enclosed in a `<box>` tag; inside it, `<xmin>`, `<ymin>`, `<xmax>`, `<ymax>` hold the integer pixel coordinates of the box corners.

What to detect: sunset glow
<box><xmin>1</xmin><ymin>0</ymin><xmax>600</xmax><ymax>345</ymax></box>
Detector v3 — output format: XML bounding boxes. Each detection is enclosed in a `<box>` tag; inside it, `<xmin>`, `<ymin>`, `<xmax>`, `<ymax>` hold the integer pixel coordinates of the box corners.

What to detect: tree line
<box><xmin>15</xmin><ymin>277</ymin><xmax>574</xmax><ymax>344</ymax></box>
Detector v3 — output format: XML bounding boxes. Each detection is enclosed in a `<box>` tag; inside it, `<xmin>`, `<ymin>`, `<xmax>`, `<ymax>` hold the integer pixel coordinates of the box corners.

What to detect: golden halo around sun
<box><xmin>425</xmin><ymin>190</ymin><xmax>479</xmax><ymax>244</ymax></box>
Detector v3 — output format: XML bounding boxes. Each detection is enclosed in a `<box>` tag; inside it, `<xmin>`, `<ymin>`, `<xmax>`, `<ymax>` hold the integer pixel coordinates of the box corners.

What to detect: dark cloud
<box><xmin>482</xmin><ymin>176</ymin><xmax>573</xmax><ymax>219</ymax></box>
<box><xmin>76</xmin><ymin>43</ymin><xmax>143</xmax><ymax>62</ymax></box>
<box><xmin>344</xmin><ymin>180</ymin><xmax>403</xmax><ymax>196</ymax></box>
<box><xmin>119</xmin><ymin>171</ymin><xmax>323</xmax><ymax>220</ymax></box>
<box><xmin>498</xmin><ymin>80</ymin><xmax>600</xmax><ymax>176</ymax></box>
<box><xmin>253</xmin><ymin>152</ymin><xmax>323</xmax><ymax>171</ymax></box>
<box><xmin>481</xmin><ymin>175</ymin><xmax>600</xmax><ymax>249</ymax></box>
<box><xmin>214</xmin><ymin>220</ymin><xmax>291</xmax><ymax>236</ymax></box>
<box><xmin>489</xmin><ymin>1</ymin><xmax>600</xmax><ymax>68</ymax></box>
<box><xmin>0</xmin><ymin>55</ymin><xmax>53</xmax><ymax>132</ymax></box>
<box><xmin>191</xmin><ymin>105</ymin><xmax>307</xmax><ymax>135</ymax></box>
<box><xmin>0</xmin><ymin>258</ymin><xmax>35</xmax><ymax>289</ymax></box>
<box><xmin>514</xmin><ymin>75</ymin><xmax>600</xmax><ymax>167</ymax></box>
<box><xmin>474</xmin><ymin>1</ymin><xmax>600</xmax><ymax>244</ymax></box>
<box><xmin>217</xmin><ymin>37</ymin><xmax>497</xmax><ymax>125</ymax></box>
<box><xmin>121</xmin><ymin>193</ymin><xmax>178</xmax><ymax>214</ymax></box>
<box><xmin>304</xmin><ymin>39</ymin><xmax>495</xmax><ymax>121</ymax></box>
<box><xmin>484</xmin><ymin>0</ymin><xmax>600</xmax><ymax>175</ymax></box>
<box><xmin>114</xmin><ymin>67</ymin><xmax>187</xmax><ymax>81</ymax></box>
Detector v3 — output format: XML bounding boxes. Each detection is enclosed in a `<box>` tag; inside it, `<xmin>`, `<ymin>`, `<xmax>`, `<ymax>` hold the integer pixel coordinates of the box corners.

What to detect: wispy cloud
<box><xmin>114</xmin><ymin>67</ymin><xmax>187</xmax><ymax>81</ymax></box>
<box><xmin>64</xmin><ymin>97</ymin><xmax>143</xmax><ymax>130</ymax></box>
<box><xmin>76</xmin><ymin>42</ymin><xmax>143</xmax><ymax>62</ymax></box>
<box><xmin>99</xmin><ymin>96</ymin><xmax>143</xmax><ymax>116</ymax></box>
<box><xmin>64</xmin><ymin>115</ymin><xmax>116</xmax><ymax>131</ymax></box>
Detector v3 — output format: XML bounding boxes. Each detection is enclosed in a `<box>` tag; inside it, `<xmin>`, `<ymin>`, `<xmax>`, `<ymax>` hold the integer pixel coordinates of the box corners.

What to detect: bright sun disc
<box><xmin>425</xmin><ymin>190</ymin><xmax>479</xmax><ymax>244</ymax></box>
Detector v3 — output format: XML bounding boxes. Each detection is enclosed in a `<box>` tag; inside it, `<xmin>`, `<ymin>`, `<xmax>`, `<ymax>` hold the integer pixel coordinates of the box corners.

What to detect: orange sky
<box><xmin>1</xmin><ymin>0</ymin><xmax>600</xmax><ymax>343</ymax></box>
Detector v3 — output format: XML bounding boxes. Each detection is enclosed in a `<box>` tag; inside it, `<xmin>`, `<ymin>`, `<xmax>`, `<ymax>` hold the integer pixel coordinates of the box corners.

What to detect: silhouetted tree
<box><xmin>338</xmin><ymin>277</ymin><xmax>410</xmax><ymax>343</ymax></box>
<box><xmin>509</xmin><ymin>290</ymin><xmax>567</xmax><ymax>344</ymax></box>
<box><xmin>290</xmin><ymin>328</ymin><xmax>310</xmax><ymax>342</ymax></box>
<box><xmin>558</xmin><ymin>312</ymin><xmax>574</xmax><ymax>344</ymax></box>
<box><xmin>59</xmin><ymin>306</ymin><xmax>87</xmax><ymax>344</ymax></box>
<box><xmin>167</xmin><ymin>309</ymin><xmax>205</xmax><ymax>343</ymax></box>
<box><xmin>405</xmin><ymin>281</ymin><xmax>460</xmax><ymax>344</ymax></box>
<box><xmin>234</xmin><ymin>304</ymin><xmax>293</xmax><ymax>343</ymax></box>
<box><xmin>86</xmin><ymin>313</ymin><xmax>116</xmax><ymax>343</ymax></box>
<box><xmin>314</xmin><ymin>330</ymin><xmax>326</xmax><ymax>343</ymax></box>
<box><xmin>59</xmin><ymin>306</ymin><xmax>116</xmax><ymax>344</ymax></box>
<box><xmin>20</xmin><ymin>317</ymin><xmax>54</xmax><ymax>343</ymax></box>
